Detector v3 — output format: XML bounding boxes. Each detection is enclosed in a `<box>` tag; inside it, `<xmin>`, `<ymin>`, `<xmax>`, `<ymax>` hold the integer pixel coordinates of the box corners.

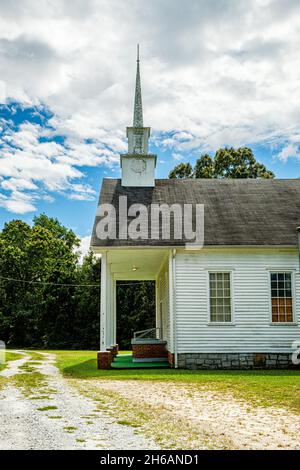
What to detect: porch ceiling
<box><xmin>107</xmin><ymin>249</ymin><xmax>168</xmax><ymax>280</ymax></box>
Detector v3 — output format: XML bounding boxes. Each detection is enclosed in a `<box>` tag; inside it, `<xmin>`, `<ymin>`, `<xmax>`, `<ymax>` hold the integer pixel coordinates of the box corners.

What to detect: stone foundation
<box><xmin>177</xmin><ymin>353</ymin><xmax>300</xmax><ymax>370</ymax></box>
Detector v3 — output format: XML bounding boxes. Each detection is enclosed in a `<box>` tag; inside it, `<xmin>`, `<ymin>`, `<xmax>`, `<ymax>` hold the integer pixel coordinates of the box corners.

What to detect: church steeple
<box><xmin>120</xmin><ymin>45</ymin><xmax>157</xmax><ymax>187</ymax></box>
<box><xmin>133</xmin><ymin>44</ymin><xmax>143</xmax><ymax>128</ymax></box>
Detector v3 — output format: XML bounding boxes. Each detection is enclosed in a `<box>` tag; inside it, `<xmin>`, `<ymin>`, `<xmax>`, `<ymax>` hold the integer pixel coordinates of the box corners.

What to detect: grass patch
<box><xmin>0</xmin><ymin>351</ymin><xmax>24</xmax><ymax>390</ymax></box>
<box><xmin>64</xmin><ymin>426</ymin><xmax>77</xmax><ymax>433</ymax></box>
<box><xmin>12</xmin><ymin>372</ymin><xmax>54</xmax><ymax>399</ymax></box>
<box><xmin>76</xmin><ymin>381</ymin><xmax>222</xmax><ymax>449</ymax></box>
<box><xmin>117</xmin><ymin>419</ymin><xmax>141</xmax><ymax>427</ymax></box>
<box><xmin>26</xmin><ymin>351</ymin><xmax>46</xmax><ymax>361</ymax></box>
<box><xmin>29</xmin><ymin>395</ymin><xmax>52</xmax><ymax>400</ymax></box>
<box><xmin>37</xmin><ymin>405</ymin><xmax>58</xmax><ymax>411</ymax></box>
<box><xmin>0</xmin><ymin>351</ymin><xmax>23</xmax><ymax>372</ymax></box>
<box><xmin>19</xmin><ymin>363</ymin><xmax>36</xmax><ymax>373</ymax></box>
<box><xmin>50</xmin><ymin>350</ymin><xmax>300</xmax><ymax>414</ymax></box>
<box><xmin>48</xmin><ymin>415</ymin><xmax>62</xmax><ymax>419</ymax></box>
<box><xmin>12</xmin><ymin>372</ymin><xmax>46</xmax><ymax>391</ymax></box>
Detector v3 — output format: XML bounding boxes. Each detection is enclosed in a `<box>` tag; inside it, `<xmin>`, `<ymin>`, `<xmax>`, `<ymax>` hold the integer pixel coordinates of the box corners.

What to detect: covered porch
<box><xmin>96</xmin><ymin>248</ymin><xmax>175</xmax><ymax>369</ymax></box>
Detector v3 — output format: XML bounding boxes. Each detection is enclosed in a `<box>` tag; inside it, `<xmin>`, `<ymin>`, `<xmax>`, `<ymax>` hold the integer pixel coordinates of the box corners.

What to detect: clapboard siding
<box><xmin>175</xmin><ymin>249</ymin><xmax>300</xmax><ymax>353</ymax></box>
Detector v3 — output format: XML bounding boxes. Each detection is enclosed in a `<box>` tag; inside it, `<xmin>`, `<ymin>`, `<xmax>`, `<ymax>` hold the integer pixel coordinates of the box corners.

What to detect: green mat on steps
<box><xmin>111</xmin><ymin>354</ymin><xmax>169</xmax><ymax>369</ymax></box>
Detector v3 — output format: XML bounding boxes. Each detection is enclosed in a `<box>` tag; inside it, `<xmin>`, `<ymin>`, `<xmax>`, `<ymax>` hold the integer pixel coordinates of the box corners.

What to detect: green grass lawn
<box><xmin>0</xmin><ymin>351</ymin><xmax>24</xmax><ymax>390</ymax></box>
<box><xmin>0</xmin><ymin>351</ymin><xmax>23</xmax><ymax>372</ymax></box>
<box><xmin>51</xmin><ymin>350</ymin><xmax>300</xmax><ymax>413</ymax></box>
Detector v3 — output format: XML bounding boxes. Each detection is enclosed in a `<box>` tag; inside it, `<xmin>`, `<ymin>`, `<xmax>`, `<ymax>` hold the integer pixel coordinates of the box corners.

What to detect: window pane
<box><xmin>270</xmin><ymin>272</ymin><xmax>293</xmax><ymax>323</ymax></box>
<box><xmin>209</xmin><ymin>273</ymin><xmax>231</xmax><ymax>322</ymax></box>
<box><xmin>224</xmin><ymin>288</ymin><xmax>231</xmax><ymax>297</ymax></box>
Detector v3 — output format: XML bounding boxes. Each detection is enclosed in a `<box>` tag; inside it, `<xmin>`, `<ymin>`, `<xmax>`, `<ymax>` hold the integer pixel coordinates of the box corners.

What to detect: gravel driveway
<box><xmin>0</xmin><ymin>351</ymin><xmax>158</xmax><ymax>450</ymax></box>
<box><xmin>93</xmin><ymin>379</ymin><xmax>300</xmax><ymax>450</ymax></box>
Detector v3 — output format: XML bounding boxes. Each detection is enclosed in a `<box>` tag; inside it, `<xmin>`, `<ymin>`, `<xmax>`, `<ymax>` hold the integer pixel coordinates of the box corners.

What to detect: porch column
<box><xmin>100</xmin><ymin>252</ymin><xmax>115</xmax><ymax>350</ymax></box>
<box><xmin>100</xmin><ymin>252</ymin><xmax>107</xmax><ymax>351</ymax></box>
<box><xmin>107</xmin><ymin>270</ymin><xmax>114</xmax><ymax>346</ymax></box>
<box><xmin>155</xmin><ymin>278</ymin><xmax>159</xmax><ymax>338</ymax></box>
<box><xmin>112</xmin><ymin>279</ymin><xmax>117</xmax><ymax>345</ymax></box>
<box><xmin>168</xmin><ymin>249</ymin><xmax>177</xmax><ymax>366</ymax></box>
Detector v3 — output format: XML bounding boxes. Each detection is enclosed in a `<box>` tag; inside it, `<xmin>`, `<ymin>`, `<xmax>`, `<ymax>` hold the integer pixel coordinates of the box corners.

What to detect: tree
<box><xmin>0</xmin><ymin>215</ymin><xmax>100</xmax><ymax>349</ymax></box>
<box><xmin>213</xmin><ymin>147</ymin><xmax>274</xmax><ymax>179</ymax></box>
<box><xmin>72</xmin><ymin>252</ymin><xmax>101</xmax><ymax>349</ymax></box>
<box><xmin>169</xmin><ymin>147</ymin><xmax>275</xmax><ymax>179</ymax></box>
<box><xmin>116</xmin><ymin>281</ymin><xmax>155</xmax><ymax>349</ymax></box>
<box><xmin>0</xmin><ymin>214</ymin><xmax>157</xmax><ymax>350</ymax></box>
<box><xmin>0</xmin><ymin>214</ymin><xmax>156</xmax><ymax>350</ymax></box>
<box><xmin>194</xmin><ymin>154</ymin><xmax>214</xmax><ymax>178</ymax></box>
<box><xmin>169</xmin><ymin>162</ymin><xmax>193</xmax><ymax>179</ymax></box>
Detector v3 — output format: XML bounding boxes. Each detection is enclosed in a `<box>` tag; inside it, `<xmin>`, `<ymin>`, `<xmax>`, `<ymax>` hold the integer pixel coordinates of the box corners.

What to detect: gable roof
<box><xmin>91</xmin><ymin>178</ymin><xmax>300</xmax><ymax>248</ymax></box>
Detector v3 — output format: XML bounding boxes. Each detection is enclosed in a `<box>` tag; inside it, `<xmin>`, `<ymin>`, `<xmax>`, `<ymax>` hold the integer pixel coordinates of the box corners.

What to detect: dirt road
<box><xmin>0</xmin><ymin>351</ymin><xmax>158</xmax><ymax>450</ymax></box>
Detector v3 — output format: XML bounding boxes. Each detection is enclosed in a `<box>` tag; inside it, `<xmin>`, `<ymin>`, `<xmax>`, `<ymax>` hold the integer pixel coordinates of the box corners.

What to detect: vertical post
<box><xmin>155</xmin><ymin>277</ymin><xmax>159</xmax><ymax>339</ymax></box>
<box><xmin>297</xmin><ymin>227</ymin><xmax>300</xmax><ymax>272</ymax></box>
<box><xmin>113</xmin><ymin>279</ymin><xmax>117</xmax><ymax>345</ymax></box>
<box><xmin>108</xmin><ymin>271</ymin><xmax>114</xmax><ymax>346</ymax></box>
<box><xmin>100</xmin><ymin>251</ymin><xmax>107</xmax><ymax>351</ymax></box>
<box><xmin>169</xmin><ymin>249</ymin><xmax>177</xmax><ymax>367</ymax></box>
<box><xmin>168</xmin><ymin>250</ymin><xmax>174</xmax><ymax>353</ymax></box>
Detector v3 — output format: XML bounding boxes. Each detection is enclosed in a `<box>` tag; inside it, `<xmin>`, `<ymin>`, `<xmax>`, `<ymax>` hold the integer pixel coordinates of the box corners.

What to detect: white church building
<box><xmin>91</xmin><ymin>49</ymin><xmax>300</xmax><ymax>370</ymax></box>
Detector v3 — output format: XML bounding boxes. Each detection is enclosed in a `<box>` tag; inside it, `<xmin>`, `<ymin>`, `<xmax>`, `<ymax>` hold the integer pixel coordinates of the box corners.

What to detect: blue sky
<box><xmin>0</xmin><ymin>102</ymin><xmax>298</xmax><ymax>239</ymax></box>
<box><xmin>0</xmin><ymin>0</ymin><xmax>300</xmax><ymax>254</ymax></box>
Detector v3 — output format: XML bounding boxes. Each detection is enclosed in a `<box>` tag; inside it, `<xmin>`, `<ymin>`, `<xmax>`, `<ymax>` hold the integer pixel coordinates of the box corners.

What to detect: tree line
<box><xmin>169</xmin><ymin>147</ymin><xmax>274</xmax><ymax>179</ymax></box>
<box><xmin>0</xmin><ymin>214</ymin><xmax>155</xmax><ymax>349</ymax></box>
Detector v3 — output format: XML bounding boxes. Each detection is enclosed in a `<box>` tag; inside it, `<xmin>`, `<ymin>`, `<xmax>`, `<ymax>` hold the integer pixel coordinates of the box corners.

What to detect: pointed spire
<box><xmin>133</xmin><ymin>44</ymin><xmax>143</xmax><ymax>127</ymax></box>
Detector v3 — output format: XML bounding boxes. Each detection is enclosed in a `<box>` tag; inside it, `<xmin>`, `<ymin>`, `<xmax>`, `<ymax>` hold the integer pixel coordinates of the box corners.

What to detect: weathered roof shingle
<box><xmin>91</xmin><ymin>178</ymin><xmax>300</xmax><ymax>247</ymax></box>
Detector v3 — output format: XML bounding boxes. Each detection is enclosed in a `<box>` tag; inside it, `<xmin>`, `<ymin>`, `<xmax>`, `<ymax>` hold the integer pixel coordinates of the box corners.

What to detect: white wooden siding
<box><xmin>175</xmin><ymin>249</ymin><xmax>300</xmax><ymax>353</ymax></box>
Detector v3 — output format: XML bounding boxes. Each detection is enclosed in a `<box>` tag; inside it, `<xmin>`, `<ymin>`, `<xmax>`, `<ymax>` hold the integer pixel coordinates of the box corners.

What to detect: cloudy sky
<box><xmin>0</xmin><ymin>0</ymin><xmax>300</xmax><ymax>253</ymax></box>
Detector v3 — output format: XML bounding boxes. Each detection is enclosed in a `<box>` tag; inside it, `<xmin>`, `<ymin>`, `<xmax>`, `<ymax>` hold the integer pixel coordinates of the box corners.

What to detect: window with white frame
<box><xmin>271</xmin><ymin>272</ymin><xmax>293</xmax><ymax>323</ymax></box>
<box><xmin>209</xmin><ymin>272</ymin><xmax>232</xmax><ymax>322</ymax></box>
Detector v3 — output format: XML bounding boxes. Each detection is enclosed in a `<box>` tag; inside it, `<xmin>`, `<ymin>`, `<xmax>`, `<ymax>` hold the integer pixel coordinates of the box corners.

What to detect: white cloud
<box><xmin>77</xmin><ymin>235</ymin><xmax>91</xmax><ymax>263</ymax></box>
<box><xmin>0</xmin><ymin>191</ymin><xmax>36</xmax><ymax>213</ymax></box>
<box><xmin>278</xmin><ymin>144</ymin><xmax>300</xmax><ymax>162</ymax></box>
<box><xmin>1</xmin><ymin>0</ymin><xmax>300</xmax><ymax>213</ymax></box>
<box><xmin>0</xmin><ymin>117</ymin><xmax>119</xmax><ymax>212</ymax></box>
<box><xmin>1</xmin><ymin>1</ymin><xmax>300</xmax><ymax>143</ymax></box>
<box><xmin>172</xmin><ymin>153</ymin><xmax>184</xmax><ymax>161</ymax></box>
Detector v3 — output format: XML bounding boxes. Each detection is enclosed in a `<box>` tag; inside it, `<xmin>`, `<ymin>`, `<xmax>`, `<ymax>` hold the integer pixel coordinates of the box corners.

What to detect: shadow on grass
<box><xmin>62</xmin><ymin>358</ymin><xmax>300</xmax><ymax>382</ymax></box>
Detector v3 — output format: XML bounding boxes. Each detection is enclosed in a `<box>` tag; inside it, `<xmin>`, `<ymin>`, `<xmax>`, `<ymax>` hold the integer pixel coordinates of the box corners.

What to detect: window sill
<box><xmin>207</xmin><ymin>322</ymin><xmax>236</xmax><ymax>327</ymax></box>
<box><xmin>269</xmin><ymin>322</ymin><xmax>298</xmax><ymax>326</ymax></box>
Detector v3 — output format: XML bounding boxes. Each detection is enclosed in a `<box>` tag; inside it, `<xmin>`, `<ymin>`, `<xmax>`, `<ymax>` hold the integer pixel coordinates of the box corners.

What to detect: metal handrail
<box><xmin>133</xmin><ymin>327</ymin><xmax>161</xmax><ymax>339</ymax></box>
